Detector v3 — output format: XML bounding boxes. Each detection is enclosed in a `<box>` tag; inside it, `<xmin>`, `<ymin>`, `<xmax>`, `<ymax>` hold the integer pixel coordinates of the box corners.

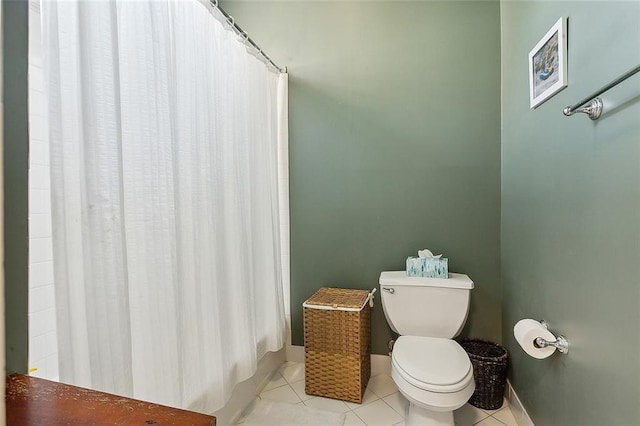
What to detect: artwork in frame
<box><xmin>529</xmin><ymin>17</ymin><xmax>568</xmax><ymax>108</ymax></box>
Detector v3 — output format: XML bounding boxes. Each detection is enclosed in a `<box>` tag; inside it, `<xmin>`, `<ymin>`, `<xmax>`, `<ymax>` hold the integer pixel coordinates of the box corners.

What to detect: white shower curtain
<box><xmin>42</xmin><ymin>0</ymin><xmax>287</xmax><ymax>413</ymax></box>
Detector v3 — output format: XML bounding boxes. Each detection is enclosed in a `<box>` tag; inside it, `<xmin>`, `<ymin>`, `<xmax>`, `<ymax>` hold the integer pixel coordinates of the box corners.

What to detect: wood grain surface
<box><xmin>6</xmin><ymin>374</ymin><xmax>216</xmax><ymax>425</ymax></box>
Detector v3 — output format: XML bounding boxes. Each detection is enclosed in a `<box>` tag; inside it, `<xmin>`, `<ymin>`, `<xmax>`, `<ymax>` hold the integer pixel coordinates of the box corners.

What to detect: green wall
<box><xmin>222</xmin><ymin>1</ymin><xmax>502</xmax><ymax>354</ymax></box>
<box><xmin>501</xmin><ymin>2</ymin><xmax>640</xmax><ymax>424</ymax></box>
<box><xmin>3</xmin><ymin>0</ymin><xmax>30</xmax><ymax>375</ymax></box>
<box><xmin>5</xmin><ymin>1</ymin><xmax>639</xmax><ymax>421</ymax></box>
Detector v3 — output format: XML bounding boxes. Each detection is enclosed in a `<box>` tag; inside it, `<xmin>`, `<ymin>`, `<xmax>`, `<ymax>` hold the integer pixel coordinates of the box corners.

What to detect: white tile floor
<box><xmin>238</xmin><ymin>361</ymin><xmax>518</xmax><ymax>426</ymax></box>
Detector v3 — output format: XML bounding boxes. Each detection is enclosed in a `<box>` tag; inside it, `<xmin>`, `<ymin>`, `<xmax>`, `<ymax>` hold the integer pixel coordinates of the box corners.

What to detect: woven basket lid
<box><xmin>304</xmin><ymin>287</ymin><xmax>370</xmax><ymax>310</ymax></box>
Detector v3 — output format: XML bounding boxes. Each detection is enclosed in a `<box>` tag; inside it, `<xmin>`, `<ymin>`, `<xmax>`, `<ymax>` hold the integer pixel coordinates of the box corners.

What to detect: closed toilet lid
<box><xmin>392</xmin><ymin>336</ymin><xmax>472</xmax><ymax>392</ymax></box>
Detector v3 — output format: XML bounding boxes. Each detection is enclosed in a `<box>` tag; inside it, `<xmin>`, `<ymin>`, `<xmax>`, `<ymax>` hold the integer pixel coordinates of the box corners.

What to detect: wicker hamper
<box><xmin>461</xmin><ymin>339</ymin><xmax>509</xmax><ymax>410</ymax></box>
<box><xmin>303</xmin><ymin>287</ymin><xmax>373</xmax><ymax>403</ymax></box>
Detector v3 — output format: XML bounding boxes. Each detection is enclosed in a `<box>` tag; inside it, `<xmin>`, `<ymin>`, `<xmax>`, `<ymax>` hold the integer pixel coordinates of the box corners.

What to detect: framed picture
<box><xmin>529</xmin><ymin>17</ymin><xmax>568</xmax><ymax>108</ymax></box>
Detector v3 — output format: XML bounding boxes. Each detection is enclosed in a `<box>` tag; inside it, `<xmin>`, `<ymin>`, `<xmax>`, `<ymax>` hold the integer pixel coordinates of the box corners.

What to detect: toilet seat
<box><xmin>392</xmin><ymin>336</ymin><xmax>473</xmax><ymax>393</ymax></box>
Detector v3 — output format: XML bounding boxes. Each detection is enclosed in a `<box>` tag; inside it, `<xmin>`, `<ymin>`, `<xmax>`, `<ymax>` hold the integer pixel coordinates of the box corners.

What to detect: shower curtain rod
<box><xmin>209</xmin><ymin>0</ymin><xmax>286</xmax><ymax>73</ymax></box>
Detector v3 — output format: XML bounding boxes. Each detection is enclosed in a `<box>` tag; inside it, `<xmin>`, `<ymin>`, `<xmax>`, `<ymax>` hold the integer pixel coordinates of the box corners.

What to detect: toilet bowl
<box><xmin>391</xmin><ymin>336</ymin><xmax>475</xmax><ymax>425</ymax></box>
<box><xmin>379</xmin><ymin>271</ymin><xmax>475</xmax><ymax>426</ymax></box>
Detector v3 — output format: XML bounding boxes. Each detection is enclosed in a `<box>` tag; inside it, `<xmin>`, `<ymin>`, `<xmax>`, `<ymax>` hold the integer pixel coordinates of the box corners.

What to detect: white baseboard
<box><xmin>506</xmin><ymin>379</ymin><xmax>534</xmax><ymax>426</ymax></box>
<box><xmin>287</xmin><ymin>346</ymin><xmax>532</xmax><ymax>425</ymax></box>
<box><xmin>285</xmin><ymin>344</ymin><xmax>305</xmax><ymax>363</ymax></box>
<box><xmin>213</xmin><ymin>348</ymin><xmax>286</xmax><ymax>426</ymax></box>
<box><xmin>286</xmin><ymin>345</ymin><xmax>391</xmax><ymax>376</ymax></box>
<box><xmin>371</xmin><ymin>354</ymin><xmax>391</xmax><ymax>376</ymax></box>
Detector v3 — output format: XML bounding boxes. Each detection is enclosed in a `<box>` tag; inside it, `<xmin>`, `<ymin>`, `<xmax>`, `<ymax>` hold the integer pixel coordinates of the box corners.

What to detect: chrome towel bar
<box><xmin>563</xmin><ymin>64</ymin><xmax>640</xmax><ymax>120</ymax></box>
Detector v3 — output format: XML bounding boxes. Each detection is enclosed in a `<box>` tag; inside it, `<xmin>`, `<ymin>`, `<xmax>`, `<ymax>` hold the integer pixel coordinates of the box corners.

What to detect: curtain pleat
<box><xmin>43</xmin><ymin>0</ymin><xmax>287</xmax><ymax>413</ymax></box>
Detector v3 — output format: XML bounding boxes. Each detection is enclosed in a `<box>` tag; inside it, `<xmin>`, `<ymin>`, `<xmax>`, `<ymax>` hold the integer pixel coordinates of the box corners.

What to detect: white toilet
<box><xmin>379</xmin><ymin>271</ymin><xmax>475</xmax><ymax>426</ymax></box>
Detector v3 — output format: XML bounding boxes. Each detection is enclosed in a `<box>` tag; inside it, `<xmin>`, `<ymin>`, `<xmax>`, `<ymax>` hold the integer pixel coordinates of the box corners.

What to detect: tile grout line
<box><xmin>490</xmin><ymin>414</ymin><xmax>509</xmax><ymax>426</ymax></box>
<box><xmin>266</xmin><ymin>383</ymin><xmax>515</xmax><ymax>426</ymax></box>
<box><xmin>259</xmin><ymin>364</ymin><xmax>517</xmax><ymax>426</ymax></box>
<box><xmin>273</xmin><ymin>379</ymin><xmax>404</xmax><ymax>426</ymax></box>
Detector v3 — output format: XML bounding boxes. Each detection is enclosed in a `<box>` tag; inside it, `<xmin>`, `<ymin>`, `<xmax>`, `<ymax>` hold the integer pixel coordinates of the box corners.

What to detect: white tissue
<box><xmin>418</xmin><ymin>249</ymin><xmax>442</xmax><ymax>259</ymax></box>
<box><xmin>513</xmin><ymin>319</ymin><xmax>557</xmax><ymax>359</ymax></box>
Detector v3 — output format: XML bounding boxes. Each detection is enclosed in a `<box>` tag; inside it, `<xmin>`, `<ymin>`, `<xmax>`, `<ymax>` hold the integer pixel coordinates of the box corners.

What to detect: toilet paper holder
<box><xmin>535</xmin><ymin>320</ymin><xmax>569</xmax><ymax>354</ymax></box>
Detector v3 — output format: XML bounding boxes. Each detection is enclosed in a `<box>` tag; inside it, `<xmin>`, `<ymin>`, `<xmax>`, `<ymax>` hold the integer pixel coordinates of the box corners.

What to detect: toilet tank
<box><xmin>379</xmin><ymin>271</ymin><xmax>473</xmax><ymax>338</ymax></box>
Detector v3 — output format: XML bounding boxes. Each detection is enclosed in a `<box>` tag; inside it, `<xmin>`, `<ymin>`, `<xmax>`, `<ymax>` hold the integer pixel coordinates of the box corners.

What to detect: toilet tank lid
<box><xmin>379</xmin><ymin>271</ymin><xmax>474</xmax><ymax>289</ymax></box>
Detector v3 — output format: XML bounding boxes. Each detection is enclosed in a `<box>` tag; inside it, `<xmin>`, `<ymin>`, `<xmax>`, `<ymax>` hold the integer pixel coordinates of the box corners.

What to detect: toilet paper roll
<box><xmin>514</xmin><ymin>319</ymin><xmax>557</xmax><ymax>359</ymax></box>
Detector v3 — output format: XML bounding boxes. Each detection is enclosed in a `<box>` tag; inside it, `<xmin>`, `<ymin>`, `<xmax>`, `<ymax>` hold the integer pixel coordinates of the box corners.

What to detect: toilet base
<box><xmin>406</xmin><ymin>402</ymin><xmax>454</xmax><ymax>426</ymax></box>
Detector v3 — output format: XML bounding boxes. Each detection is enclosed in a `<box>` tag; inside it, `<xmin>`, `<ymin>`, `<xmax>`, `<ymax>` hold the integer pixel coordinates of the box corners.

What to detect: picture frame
<box><xmin>529</xmin><ymin>17</ymin><xmax>568</xmax><ymax>108</ymax></box>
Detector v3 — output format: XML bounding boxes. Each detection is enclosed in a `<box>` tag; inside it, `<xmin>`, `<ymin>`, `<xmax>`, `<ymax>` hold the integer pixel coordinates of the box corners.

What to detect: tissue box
<box><xmin>406</xmin><ymin>256</ymin><xmax>449</xmax><ymax>278</ymax></box>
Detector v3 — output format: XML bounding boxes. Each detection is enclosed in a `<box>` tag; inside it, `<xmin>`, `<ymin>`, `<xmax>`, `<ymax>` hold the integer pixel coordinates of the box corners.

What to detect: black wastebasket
<box><xmin>461</xmin><ymin>339</ymin><xmax>508</xmax><ymax>410</ymax></box>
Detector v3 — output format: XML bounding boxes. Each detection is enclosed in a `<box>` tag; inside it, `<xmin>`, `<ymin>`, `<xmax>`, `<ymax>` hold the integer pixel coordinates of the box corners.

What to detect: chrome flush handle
<box><xmin>382</xmin><ymin>287</ymin><xmax>395</xmax><ymax>294</ymax></box>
